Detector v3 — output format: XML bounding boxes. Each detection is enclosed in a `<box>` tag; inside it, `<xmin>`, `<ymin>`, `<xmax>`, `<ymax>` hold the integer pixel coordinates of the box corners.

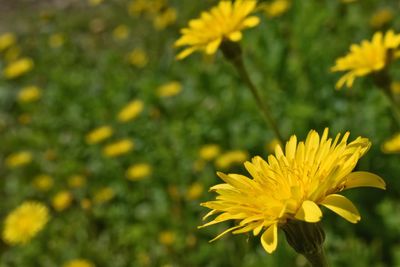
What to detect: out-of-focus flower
<box><xmin>199</xmin><ymin>144</ymin><xmax>221</xmax><ymax>161</ymax></box>
<box><xmin>86</xmin><ymin>126</ymin><xmax>113</xmax><ymax>144</ymax></box>
<box><xmin>186</xmin><ymin>182</ymin><xmax>204</xmax><ymax>200</ymax></box>
<box><xmin>88</xmin><ymin>0</ymin><xmax>103</xmax><ymax>6</ymax></box>
<box><xmin>3</xmin><ymin>57</ymin><xmax>34</xmax><ymax>79</ymax></box>
<box><xmin>127</xmin><ymin>48</ymin><xmax>148</xmax><ymax>68</ymax></box>
<box><xmin>200</xmin><ymin>129</ymin><xmax>385</xmax><ymax>253</ymax></box>
<box><xmin>52</xmin><ymin>191</ymin><xmax>73</xmax><ymax>212</ymax></box>
<box><xmin>0</xmin><ymin>32</ymin><xmax>16</xmax><ymax>51</ymax></box>
<box><xmin>391</xmin><ymin>82</ymin><xmax>400</xmax><ymax>94</ymax></box>
<box><xmin>117</xmin><ymin>100</ymin><xmax>144</xmax><ymax>122</ymax></box>
<box><xmin>266</xmin><ymin>138</ymin><xmax>281</xmax><ymax>153</ymax></box>
<box><xmin>5</xmin><ymin>151</ymin><xmax>32</xmax><ymax>168</ymax></box>
<box><xmin>153</xmin><ymin>8</ymin><xmax>177</xmax><ymax>30</ymax></box>
<box><xmin>128</xmin><ymin>0</ymin><xmax>149</xmax><ymax>17</ymax></box>
<box><xmin>80</xmin><ymin>199</ymin><xmax>92</xmax><ymax>210</ymax></box>
<box><xmin>174</xmin><ymin>0</ymin><xmax>259</xmax><ymax>60</ymax></box>
<box><xmin>33</xmin><ymin>174</ymin><xmax>54</xmax><ymax>191</ymax></box>
<box><xmin>102</xmin><ymin>139</ymin><xmax>134</xmax><ymax>157</ymax></box>
<box><xmin>112</xmin><ymin>25</ymin><xmax>130</xmax><ymax>41</ymax></box>
<box><xmin>215</xmin><ymin>150</ymin><xmax>248</xmax><ymax>169</ymax></box>
<box><xmin>126</xmin><ymin>163</ymin><xmax>152</xmax><ymax>181</ymax></box>
<box><xmin>17</xmin><ymin>85</ymin><xmax>41</xmax><ymax>103</ymax></box>
<box><xmin>332</xmin><ymin>30</ymin><xmax>400</xmax><ymax>89</ymax></box>
<box><xmin>261</xmin><ymin>0</ymin><xmax>291</xmax><ymax>18</ymax></box>
<box><xmin>93</xmin><ymin>187</ymin><xmax>115</xmax><ymax>204</ymax></box>
<box><xmin>68</xmin><ymin>175</ymin><xmax>86</xmax><ymax>189</ymax></box>
<box><xmin>48</xmin><ymin>33</ymin><xmax>65</xmax><ymax>48</ymax></box>
<box><xmin>159</xmin><ymin>231</ymin><xmax>175</xmax><ymax>246</ymax></box>
<box><xmin>381</xmin><ymin>133</ymin><xmax>400</xmax><ymax>153</ymax></box>
<box><xmin>370</xmin><ymin>8</ymin><xmax>393</xmax><ymax>29</ymax></box>
<box><xmin>2</xmin><ymin>201</ymin><xmax>49</xmax><ymax>245</ymax></box>
<box><xmin>156</xmin><ymin>81</ymin><xmax>182</xmax><ymax>98</ymax></box>
<box><xmin>18</xmin><ymin>114</ymin><xmax>32</xmax><ymax>125</ymax></box>
<box><xmin>63</xmin><ymin>259</ymin><xmax>95</xmax><ymax>267</ymax></box>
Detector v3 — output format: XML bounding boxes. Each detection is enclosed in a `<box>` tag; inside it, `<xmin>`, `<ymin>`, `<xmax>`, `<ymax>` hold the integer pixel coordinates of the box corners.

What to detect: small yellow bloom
<box><xmin>128</xmin><ymin>0</ymin><xmax>149</xmax><ymax>17</ymax></box>
<box><xmin>153</xmin><ymin>8</ymin><xmax>177</xmax><ymax>30</ymax></box>
<box><xmin>262</xmin><ymin>0</ymin><xmax>291</xmax><ymax>18</ymax></box>
<box><xmin>381</xmin><ymin>133</ymin><xmax>400</xmax><ymax>153</ymax></box>
<box><xmin>88</xmin><ymin>0</ymin><xmax>103</xmax><ymax>6</ymax></box>
<box><xmin>18</xmin><ymin>114</ymin><xmax>32</xmax><ymax>125</ymax></box>
<box><xmin>391</xmin><ymin>82</ymin><xmax>400</xmax><ymax>94</ymax></box>
<box><xmin>157</xmin><ymin>81</ymin><xmax>182</xmax><ymax>98</ymax></box>
<box><xmin>266</xmin><ymin>138</ymin><xmax>281</xmax><ymax>153</ymax></box>
<box><xmin>370</xmin><ymin>8</ymin><xmax>393</xmax><ymax>29</ymax></box>
<box><xmin>117</xmin><ymin>100</ymin><xmax>144</xmax><ymax>122</ymax></box>
<box><xmin>33</xmin><ymin>174</ymin><xmax>54</xmax><ymax>191</ymax></box>
<box><xmin>48</xmin><ymin>33</ymin><xmax>65</xmax><ymax>48</ymax></box>
<box><xmin>80</xmin><ymin>199</ymin><xmax>92</xmax><ymax>210</ymax></box>
<box><xmin>86</xmin><ymin>126</ymin><xmax>113</xmax><ymax>144</ymax></box>
<box><xmin>175</xmin><ymin>0</ymin><xmax>260</xmax><ymax>60</ymax></box>
<box><xmin>126</xmin><ymin>163</ymin><xmax>152</xmax><ymax>181</ymax></box>
<box><xmin>63</xmin><ymin>259</ymin><xmax>95</xmax><ymax>267</ymax></box>
<box><xmin>3</xmin><ymin>57</ymin><xmax>34</xmax><ymax>79</ymax></box>
<box><xmin>113</xmin><ymin>25</ymin><xmax>130</xmax><ymax>41</ymax></box>
<box><xmin>5</xmin><ymin>151</ymin><xmax>32</xmax><ymax>168</ymax></box>
<box><xmin>127</xmin><ymin>48</ymin><xmax>148</xmax><ymax>68</ymax></box>
<box><xmin>199</xmin><ymin>144</ymin><xmax>221</xmax><ymax>161</ymax></box>
<box><xmin>52</xmin><ymin>191</ymin><xmax>73</xmax><ymax>212</ymax></box>
<box><xmin>18</xmin><ymin>85</ymin><xmax>41</xmax><ymax>103</ymax></box>
<box><xmin>93</xmin><ymin>187</ymin><xmax>115</xmax><ymax>204</ymax></box>
<box><xmin>186</xmin><ymin>182</ymin><xmax>204</xmax><ymax>200</ymax></box>
<box><xmin>332</xmin><ymin>30</ymin><xmax>400</xmax><ymax>89</ymax></box>
<box><xmin>159</xmin><ymin>231</ymin><xmax>175</xmax><ymax>246</ymax></box>
<box><xmin>2</xmin><ymin>201</ymin><xmax>49</xmax><ymax>245</ymax></box>
<box><xmin>215</xmin><ymin>150</ymin><xmax>248</xmax><ymax>169</ymax></box>
<box><xmin>0</xmin><ymin>32</ymin><xmax>16</xmax><ymax>51</ymax></box>
<box><xmin>102</xmin><ymin>139</ymin><xmax>134</xmax><ymax>157</ymax></box>
<box><xmin>68</xmin><ymin>175</ymin><xmax>86</xmax><ymax>188</ymax></box>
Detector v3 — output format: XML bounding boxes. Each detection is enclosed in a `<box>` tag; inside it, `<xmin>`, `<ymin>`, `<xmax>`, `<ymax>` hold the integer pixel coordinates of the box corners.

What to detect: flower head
<box><xmin>86</xmin><ymin>126</ymin><xmax>113</xmax><ymax>144</ymax></box>
<box><xmin>18</xmin><ymin>85</ymin><xmax>41</xmax><ymax>103</ymax></box>
<box><xmin>63</xmin><ymin>259</ymin><xmax>95</xmax><ymax>267</ymax></box>
<box><xmin>332</xmin><ymin>30</ymin><xmax>400</xmax><ymax>89</ymax></box>
<box><xmin>157</xmin><ymin>81</ymin><xmax>182</xmax><ymax>97</ymax></box>
<box><xmin>117</xmin><ymin>100</ymin><xmax>144</xmax><ymax>122</ymax></box>
<box><xmin>2</xmin><ymin>201</ymin><xmax>49</xmax><ymax>245</ymax></box>
<box><xmin>3</xmin><ymin>57</ymin><xmax>34</xmax><ymax>79</ymax></box>
<box><xmin>381</xmin><ymin>133</ymin><xmax>400</xmax><ymax>153</ymax></box>
<box><xmin>5</xmin><ymin>151</ymin><xmax>32</xmax><ymax>168</ymax></box>
<box><xmin>174</xmin><ymin>0</ymin><xmax>260</xmax><ymax>60</ymax></box>
<box><xmin>52</xmin><ymin>191</ymin><xmax>73</xmax><ymax>212</ymax></box>
<box><xmin>102</xmin><ymin>139</ymin><xmax>134</xmax><ymax>157</ymax></box>
<box><xmin>200</xmin><ymin>129</ymin><xmax>385</xmax><ymax>253</ymax></box>
<box><xmin>126</xmin><ymin>163</ymin><xmax>152</xmax><ymax>181</ymax></box>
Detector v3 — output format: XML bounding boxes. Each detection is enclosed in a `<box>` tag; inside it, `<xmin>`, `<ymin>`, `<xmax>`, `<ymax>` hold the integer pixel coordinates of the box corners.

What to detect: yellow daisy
<box><xmin>332</xmin><ymin>30</ymin><xmax>400</xmax><ymax>89</ymax></box>
<box><xmin>200</xmin><ymin>129</ymin><xmax>385</xmax><ymax>253</ymax></box>
<box><xmin>174</xmin><ymin>0</ymin><xmax>260</xmax><ymax>60</ymax></box>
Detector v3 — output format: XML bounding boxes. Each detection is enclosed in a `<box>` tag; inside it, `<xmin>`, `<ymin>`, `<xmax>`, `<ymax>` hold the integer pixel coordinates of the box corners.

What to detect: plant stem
<box><xmin>303</xmin><ymin>247</ymin><xmax>329</xmax><ymax>267</ymax></box>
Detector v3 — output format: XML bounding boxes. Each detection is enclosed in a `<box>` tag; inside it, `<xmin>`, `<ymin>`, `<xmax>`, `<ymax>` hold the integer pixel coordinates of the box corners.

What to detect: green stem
<box><xmin>303</xmin><ymin>247</ymin><xmax>329</xmax><ymax>267</ymax></box>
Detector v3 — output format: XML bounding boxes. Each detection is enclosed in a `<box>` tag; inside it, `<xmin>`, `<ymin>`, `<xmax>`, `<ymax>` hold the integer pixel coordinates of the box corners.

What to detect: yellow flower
<box><xmin>63</xmin><ymin>259</ymin><xmax>95</xmax><ymax>267</ymax></box>
<box><xmin>186</xmin><ymin>182</ymin><xmax>204</xmax><ymax>200</ymax></box>
<box><xmin>102</xmin><ymin>139</ymin><xmax>134</xmax><ymax>157</ymax></box>
<box><xmin>200</xmin><ymin>129</ymin><xmax>385</xmax><ymax>253</ymax></box>
<box><xmin>215</xmin><ymin>150</ymin><xmax>248</xmax><ymax>169</ymax></box>
<box><xmin>156</xmin><ymin>81</ymin><xmax>182</xmax><ymax>97</ymax></box>
<box><xmin>331</xmin><ymin>30</ymin><xmax>400</xmax><ymax>89</ymax></box>
<box><xmin>0</xmin><ymin>32</ymin><xmax>16</xmax><ymax>51</ymax></box>
<box><xmin>2</xmin><ymin>201</ymin><xmax>49</xmax><ymax>245</ymax></box>
<box><xmin>80</xmin><ymin>198</ymin><xmax>92</xmax><ymax>210</ymax></box>
<box><xmin>86</xmin><ymin>125</ymin><xmax>113</xmax><ymax>144</ymax></box>
<box><xmin>33</xmin><ymin>174</ymin><xmax>54</xmax><ymax>191</ymax></box>
<box><xmin>18</xmin><ymin>85</ymin><xmax>41</xmax><ymax>103</ymax></box>
<box><xmin>391</xmin><ymin>82</ymin><xmax>400</xmax><ymax>94</ymax></box>
<box><xmin>112</xmin><ymin>24</ymin><xmax>130</xmax><ymax>41</ymax></box>
<box><xmin>262</xmin><ymin>0</ymin><xmax>291</xmax><ymax>18</ymax></box>
<box><xmin>153</xmin><ymin>8</ymin><xmax>177</xmax><ymax>30</ymax></box>
<box><xmin>126</xmin><ymin>163</ymin><xmax>152</xmax><ymax>181</ymax></box>
<box><xmin>68</xmin><ymin>175</ymin><xmax>86</xmax><ymax>188</ymax></box>
<box><xmin>127</xmin><ymin>48</ymin><xmax>148</xmax><ymax>68</ymax></box>
<box><xmin>3</xmin><ymin>57</ymin><xmax>34</xmax><ymax>79</ymax></box>
<box><xmin>52</xmin><ymin>191</ymin><xmax>73</xmax><ymax>212</ymax></box>
<box><xmin>93</xmin><ymin>187</ymin><xmax>115</xmax><ymax>204</ymax></box>
<box><xmin>48</xmin><ymin>33</ymin><xmax>65</xmax><ymax>48</ymax></box>
<box><xmin>128</xmin><ymin>0</ymin><xmax>150</xmax><ymax>17</ymax></box>
<box><xmin>88</xmin><ymin>0</ymin><xmax>103</xmax><ymax>6</ymax></box>
<box><xmin>5</xmin><ymin>151</ymin><xmax>32</xmax><ymax>168</ymax></box>
<box><xmin>174</xmin><ymin>0</ymin><xmax>260</xmax><ymax>60</ymax></box>
<box><xmin>199</xmin><ymin>144</ymin><xmax>221</xmax><ymax>161</ymax></box>
<box><xmin>159</xmin><ymin>230</ymin><xmax>175</xmax><ymax>246</ymax></box>
<box><xmin>266</xmin><ymin>138</ymin><xmax>281</xmax><ymax>153</ymax></box>
<box><xmin>117</xmin><ymin>100</ymin><xmax>144</xmax><ymax>122</ymax></box>
<box><xmin>381</xmin><ymin>133</ymin><xmax>400</xmax><ymax>153</ymax></box>
<box><xmin>370</xmin><ymin>8</ymin><xmax>393</xmax><ymax>29</ymax></box>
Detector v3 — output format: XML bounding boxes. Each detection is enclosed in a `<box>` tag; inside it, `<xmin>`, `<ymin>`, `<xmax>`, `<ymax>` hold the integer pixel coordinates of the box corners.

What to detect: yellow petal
<box><xmin>243</xmin><ymin>16</ymin><xmax>260</xmax><ymax>27</ymax></box>
<box><xmin>209</xmin><ymin>225</ymin><xmax>242</xmax><ymax>242</ymax></box>
<box><xmin>321</xmin><ymin>194</ymin><xmax>360</xmax><ymax>223</ymax></box>
<box><xmin>260</xmin><ymin>223</ymin><xmax>278</xmax><ymax>254</ymax></box>
<box><xmin>228</xmin><ymin>31</ymin><xmax>242</xmax><ymax>42</ymax></box>
<box><xmin>343</xmin><ymin>171</ymin><xmax>386</xmax><ymax>190</ymax></box>
<box><xmin>294</xmin><ymin>200</ymin><xmax>322</xmax><ymax>222</ymax></box>
<box><xmin>176</xmin><ymin>47</ymin><xmax>196</xmax><ymax>60</ymax></box>
<box><xmin>205</xmin><ymin>38</ymin><xmax>222</xmax><ymax>55</ymax></box>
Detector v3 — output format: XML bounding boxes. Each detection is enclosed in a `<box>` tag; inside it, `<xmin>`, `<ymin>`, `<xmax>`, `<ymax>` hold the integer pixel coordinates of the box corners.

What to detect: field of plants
<box><xmin>1</xmin><ymin>0</ymin><xmax>400</xmax><ymax>266</ymax></box>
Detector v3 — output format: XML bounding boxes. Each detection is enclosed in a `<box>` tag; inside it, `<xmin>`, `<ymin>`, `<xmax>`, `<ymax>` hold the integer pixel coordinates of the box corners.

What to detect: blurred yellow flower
<box><xmin>86</xmin><ymin>125</ymin><xmax>113</xmax><ymax>144</ymax></box>
<box><xmin>391</xmin><ymin>82</ymin><xmax>400</xmax><ymax>94</ymax></box>
<box><xmin>159</xmin><ymin>230</ymin><xmax>175</xmax><ymax>246</ymax></box>
<box><xmin>200</xmin><ymin>129</ymin><xmax>385</xmax><ymax>253</ymax></box>
<box><xmin>48</xmin><ymin>33</ymin><xmax>65</xmax><ymax>48</ymax></box>
<box><xmin>112</xmin><ymin>24</ymin><xmax>130</xmax><ymax>41</ymax></box>
<box><xmin>215</xmin><ymin>150</ymin><xmax>248</xmax><ymax>169</ymax></box>
<box><xmin>127</xmin><ymin>48</ymin><xmax>148</xmax><ymax>68</ymax></box>
<box><xmin>68</xmin><ymin>175</ymin><xmax>86</xmax><ymax>188</ymax></box>
<box><xmin>80</xmin><ymin>198</ymin><xmax>92</xmax><ymax>210</ymax></box>
<box><xmin>52</xmin><ymin>191</ymin><xmax>73</xmax><ymax>212</ymax></box>
<box><xmin>117</xmin><ymin>100</ymin><xmax>144</xmax><ymax>122</ymax></box>
<box><xmin>186</xmin><ymin>182</ymin><xmax>204</xmax><ymax>200</ymax></box>
<box><xmin>5</xmin><ymin>151</ymin><xmax>32</xmax><ymax>168</ymax></box>
<box><xmin>153</xmin><ymin>8</ymin><xmax>177</xmax><ymax>30</ymax></box>
<box><xmin>0</xmin><ymin>32</ymin><xmax>16</xmax><ymax>51</ymax></box>
<box><xmin>102</xmin><ymin>139</ymin><xmax>134</xmax><ymax>157</ymax></box>
<box><xmin>157</xmin><ymin>81</ymin><xmax>182</xmax><ymax>98</ymax></box>
<box><xmin>370</xmin><ymin>8</ymin><xmax>393</xmax><ymax>29</ymax></box>
<box><xmin>175</xmin><ymin>0</ymin><xmax>260</xmax><ymax>60</ymax></box>
<box><xmin>266</xmin><ymin>138</ymin><xmax>281</xmax><ymax>153</ymax></box>
<box><xmin>63</xmin><ymin>259</ymin><xmax>95</xmax><ymax>267</ymax></box>
<box><xmin>18</xmin><ymin>113</ymin><xmax>32</xmax><ymax>125</ymax></box>
<box><xmin>3</xmin><ymin>57</ymin><xmax>34</xmax><ymax>79</ymax></box>
<box><xmin>381</xmin><ymin>133</ymin><xmax>400</xmax><ymax>153</ymax></box>
<box><xmin>2</xmin><ymin>201</ymin><xmax>49</xmax><ymax>245</ymax></box>
<box><xmin>199</xmin><ymin>144</ymin><xmax>221</xmax><ymax>161</ymax></box>
<box><xmin>262</xmin><ymin>0</ymin><xmax>291</xmax><ymax>18</ymax></box>
<box><xmin>128</xmin><ymin>0</ymin><xmax>149</xmax><ymax>17</ymax></box>
<box><xmin>332</xmin><ymin>30</ymin><xmax>400</xmax><ymax>89</ymax></box>
<box><xmin>88</xmin><ymin>0</ymin><xmax>103</xmax><ymax>6</ymax></box>
<box><xmin>33</xmin><ymin>174</ymin><xmax>54</xmax><ymax>191</ymax></box>
<box><xmin>93</xmin><ymin>187</ymin><xmax>115</xmax><ymax>204</ymax></box>
<box><xmin>18</xmin><ymin>85</ymin><xmax>41</xmax><ymax>103</ymax></box>
<box><xmin>126</xmin><ymin>163</ymin><xmax>152</xmax><ymax>181</ymax></box>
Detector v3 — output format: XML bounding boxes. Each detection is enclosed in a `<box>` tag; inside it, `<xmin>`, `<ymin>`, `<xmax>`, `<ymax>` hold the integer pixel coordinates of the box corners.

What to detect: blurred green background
<box><xmin>1</xmin><ymin>0</ymin><xmax>400</xmax><ymax>266</ymax></box>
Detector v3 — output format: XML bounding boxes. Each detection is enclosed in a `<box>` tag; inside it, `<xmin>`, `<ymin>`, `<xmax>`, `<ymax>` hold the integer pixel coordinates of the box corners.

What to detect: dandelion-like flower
<box><xmin>200</xmin><ymin>129</ymin><xmax>385</xmax><ymax>253</ymax></box>
<box><xmin>332</xmin><ymin>30</ymin><xmax>400</xmax><ymax>89</ymax></box>
<box><xmin>2</xmin><ymin>201</ymin><xmax>49</xmax><ymax>245</ymax></box>
<box><xmin>174</xmin><ymin>0</ymin><xmax>260</xmax><ymax>60</ymax></box>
